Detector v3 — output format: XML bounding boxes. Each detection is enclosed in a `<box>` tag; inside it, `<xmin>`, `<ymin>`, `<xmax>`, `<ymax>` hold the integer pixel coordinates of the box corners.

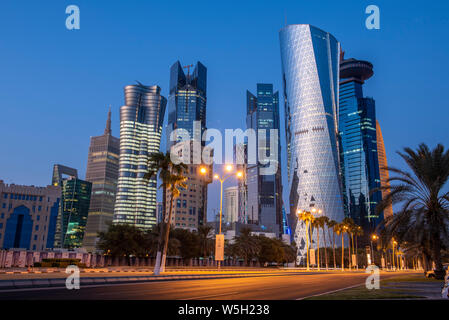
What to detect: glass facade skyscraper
<box><xmin>166</xmin><ymin>61</ymin><xmax>207</xmax><ymax>148</ymax></box>
<box><xmin>376</xmin><ymin>120</ymin><xmax>393</xmax><ymax>219</ymax></box>
<box><xmin>280</xmin><ymin>24</ymin><xmax>345</xmax><ymax>260</ymax></box>
<box><xmin>165</xmin><ymin>61</ymin><xmax>210</xmax><ymax>231</ymax></box>
<box><xmin>339</xmin><ymin>56</ymin><xmax>383</xmax><ymax>233</ymax></box>
<box><xmin>246</xmin><ymin>84</ymin><xmax>282</xmax><ymax>236</ymax></box>
<box><xmin>113</xmin><ymin>84</ymin><xmax>167</xmax><ymax>230</ymax></box>
<box><xmin>83</xmin><ymin>109</ymin><xmax>120</xmax><ymax>251</ymax></box>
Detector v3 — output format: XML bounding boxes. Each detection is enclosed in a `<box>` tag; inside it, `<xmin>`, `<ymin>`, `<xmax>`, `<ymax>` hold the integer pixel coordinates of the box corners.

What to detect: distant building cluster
<box><xmin>0</xmin><ymin>24</ymin><xmax>392</xmax><ymax>259</ymax></box>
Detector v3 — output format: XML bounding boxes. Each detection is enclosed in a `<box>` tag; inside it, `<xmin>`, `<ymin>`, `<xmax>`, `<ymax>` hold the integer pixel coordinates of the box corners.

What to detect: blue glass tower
<box><xmin>166</xmin><ymin>61</ymin><xmax>207</xmax><ymax>148</ymax></box>
<box><xmin>246</xmin><ymin>84</ymin><xmax>282</xmax><ymax>235</ymax></box>
<box><xmin>339</xmin><ymin>56</ymin><xmax>383</xmax><ymax>233</ymax></box>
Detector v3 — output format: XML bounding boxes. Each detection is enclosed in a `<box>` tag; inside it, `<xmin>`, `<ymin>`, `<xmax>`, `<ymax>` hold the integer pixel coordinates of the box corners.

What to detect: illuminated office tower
<box><xmin>246</xmin><ymin>84</ymin><xmax>282</xmax><ymax>235</ymax></box>
<box><xmin>165</xmin><ymin>61</ymin><xmax>210</xmax><ymax>230</ymax></box>
<box><xmin>339</xmin><ymin>55</ymin><xmax>382</xmax><ymax>233</ymax></box>
<box><xmin>113</xmin><ymin>83</ymin><xmax>167</xmax><ymax>230</ymax></box>
<box><xmin>52</xmin><ymin>164</ymin><xmax>92</xmax><ymax>249</ymax></box>
<box><xmin>83</xmin><ymin>109</ymin><xmax>120</xmax><ymax>251</ymax></box>
<box><xmin>376</xmin><ymin>120</ymin><xmax>393</xmax><ymax>218</ymax></box>
<box><xmin>280</xmin><ymin>24</ymin><xmax>345</xmax><ymax>260</ymax></box>
<box><xmin>166</xmin><ymin>61</ymin><xmax>207</xmax><ymax>148</ymax></box>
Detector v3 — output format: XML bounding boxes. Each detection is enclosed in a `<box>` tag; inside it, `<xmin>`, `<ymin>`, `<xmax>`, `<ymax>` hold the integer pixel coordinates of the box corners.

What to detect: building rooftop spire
<box><xmin>104</xmin><ymin>106</ymin><xmax>111</xmax><ymax>135</ymax></box>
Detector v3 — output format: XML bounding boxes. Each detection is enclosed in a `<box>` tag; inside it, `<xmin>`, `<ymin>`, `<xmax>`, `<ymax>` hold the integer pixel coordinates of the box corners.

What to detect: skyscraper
<box><xmin>246</xmin><ymin>84</ymin><xmax>282</xmax><ymax>235</ymax></box>
<box><xmin>166</xmin><ymin>61</ymin><xmax>207</xmax><ymax>148</ymax></box>
<box><xmin>165</xmin><ymin>61</ymin><xmax>211</xmax><ymax>231</ymax></box>
<box><xmin>280</xmin><ymin>24</ymin><xmax>345</xmax><ymax>260</ymax></box>
<box><xmin>376</xmin><ymin>120</ymin><xmax>393</xmax><ymax>218</ymax></box>
<box><xmin>339</xmin><ymin>55</ymin><xmax>383</xmax><ymax>233</ymax></box>
<box><xmin>52</xmin><ymin>164</ymin><xmax>92</xmax><ymax>249</ymax></box>
<box><xmin>224</xmin><ymin>186</ymin><xmax>239</xmax><ymax>224</ymax></box>
<box><xmin>113</xmin><ymin>83</ymin><xmax>167</xmax><ymax>230</ymax></box>
<box><xmin>83</xmin><ymin>109</ymin><xmax>120</xmax><ymax>252</ymax></box>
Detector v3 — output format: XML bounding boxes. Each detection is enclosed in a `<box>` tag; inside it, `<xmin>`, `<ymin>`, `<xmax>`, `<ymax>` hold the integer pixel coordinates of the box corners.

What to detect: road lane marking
<box><xmin>296</xmin><ymin>282</ymin><xmax>365</xmax><ymax>300</ymax></box>
<box><xmin>180</xmin><ymin>291</ymin><xmax>240</xmax><ymax>300</ymax></box>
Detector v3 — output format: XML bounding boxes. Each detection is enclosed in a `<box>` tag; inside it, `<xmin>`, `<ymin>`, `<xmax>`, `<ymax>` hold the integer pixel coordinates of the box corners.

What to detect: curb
<box><xmin>0</xmin><ymin>272</ymin><xmax>284</xmax><ymax>291</ymax></box>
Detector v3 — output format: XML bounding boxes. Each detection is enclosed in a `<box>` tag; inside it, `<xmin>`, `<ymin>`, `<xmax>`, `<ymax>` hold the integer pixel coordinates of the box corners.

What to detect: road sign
<box><xmin>215</xmin><ymin>234</ymin><xmax>224</xmax><ymax>261</ymax></box>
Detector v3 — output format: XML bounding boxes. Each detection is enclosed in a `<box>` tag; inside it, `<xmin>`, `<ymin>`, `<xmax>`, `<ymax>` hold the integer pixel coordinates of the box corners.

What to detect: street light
<box><xmin>371</xmin><ymin>234</ymin><xmax>378</xmax><ymax>266</ymax></box>
<box><xmin>392</xmin><ymin>239</ymin><xmax>397</xmax><ymax>271</ymax></box>
<box><xmin>201</xmin><ymin>165</ymin><xmax>242</xmax><ymax>270</ymax></box>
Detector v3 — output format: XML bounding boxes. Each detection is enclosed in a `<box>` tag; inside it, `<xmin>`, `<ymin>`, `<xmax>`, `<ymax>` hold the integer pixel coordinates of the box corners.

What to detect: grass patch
<box><xmin>306</xmin><ymin>274</ymin><xmax>438</xmax><ymax>300</ymax></box>
<box><xmin>382</xmin><ymin>274</ymin><xmax>442</xmax><ymax>283</ymax></box>
<box><xmin>305</xmin><ymin>286</ymin><xmax>425</xmax><ymax>300</ymax></box>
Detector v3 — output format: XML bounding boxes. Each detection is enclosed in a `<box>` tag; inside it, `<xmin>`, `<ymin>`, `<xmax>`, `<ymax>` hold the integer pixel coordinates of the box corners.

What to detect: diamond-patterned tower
<box><xmin>279</xmin><ymin>24</ymin><xmax>345</xmax><ymax>262</ymax></box>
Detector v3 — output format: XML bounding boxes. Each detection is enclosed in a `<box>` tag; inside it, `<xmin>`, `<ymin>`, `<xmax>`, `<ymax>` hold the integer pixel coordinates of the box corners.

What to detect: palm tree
<box><xmin>233</xmin><ymin>227</ymin><xmax>260</xmax><ymax>266</ymax></box>
<box><xmin>197</xmin><ymin>225</ymin><xmax>214</xmax><ymax>262</ymax></box>
<box><xmin>353</xmin><ymin>225</ymin><xmax>363</xmax><ymax>269</ymax></box>
<box><xmin>313</xmin><ymin>216</ymin><xmax>328</xmax><ymax>270</ymax></box>
<box><xmin>327</xmin><ymin>219</ymin><xmax>338</xmax><ymax>269</ymax></box>
<box><xmin>342</xmin><ymin>217</ymin><xmax>354</xmax><ymax>270</ymax></box>
<box><xmin>335</xmin><ymin>223</ymin><xmax>346</xmax><ymax>271</ymax></box>
<box><xmin>145</xmin><ymin>151</ymin><xmax>187</xmax><ymax>275</ymax></box>
<box><xmin>298</xmin><ymin>211</ymin><xmax>315</xmax><ymax>270</ymax></box>
<box><xmin>375</xmin><ymin>144</ymin><xmax>449</xmax><ymax>279</ymax></box>
<box><xmin>160</xmin><ymin>173</ymin><xmax>187</xmax><ymax>272</ymax></box>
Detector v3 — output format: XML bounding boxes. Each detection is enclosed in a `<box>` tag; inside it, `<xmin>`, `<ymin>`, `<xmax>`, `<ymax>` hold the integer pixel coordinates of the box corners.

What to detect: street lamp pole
<box><xmin>201</xmin><ymin>165</ymin><xmax>242</xmax><ymax>271</ymax></box>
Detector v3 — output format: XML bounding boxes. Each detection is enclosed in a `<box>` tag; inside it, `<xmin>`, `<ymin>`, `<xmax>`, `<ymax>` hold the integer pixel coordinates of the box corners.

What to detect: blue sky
<box><xmin>1</xmin><ymin>0</ymin><xmax>448</xmax><ymax>221</ymax></box>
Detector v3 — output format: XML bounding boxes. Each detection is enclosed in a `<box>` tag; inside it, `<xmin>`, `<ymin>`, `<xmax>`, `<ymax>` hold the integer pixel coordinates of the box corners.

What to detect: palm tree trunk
<box><xmin>323</xmin><ymin>228</ymin><xmax>328</xmax><ymax>270</ymax></box>
<box><xmin>332</xmin><ymin>232</ymin><xmax>336</xmax><ymax>269</ymax></box>
<box><xmin>341</xmin><ymin>234</ymin><xmax>344</xmax><ymax>271</ymax></box>
<box><xmin>317</xmin><ymin>228</ymin><xmax>320</xmax><ymax>270</ymax></box>
<box><xmin>153</xmin><ymin>186</ymin><xmax>167</xmax><ymax>275</ymax></box>
<box><xmin>355</xmin><ymin>235</ymin><xmax>358</xmax><ymax>270</ymax></box>
<box><xmin>431</xmin><ymin>238</ymin><xmax>445</xmax><ymax>279</ymax></box>
<box><xmin>160</xmin><ymin>192</ymin><xmax>175</xmax><ymax>273</ymax></box>
<box><xmin>347</xmin><ymin>233</ymin><xmax>351</xmax><ymax>270</ymax></box>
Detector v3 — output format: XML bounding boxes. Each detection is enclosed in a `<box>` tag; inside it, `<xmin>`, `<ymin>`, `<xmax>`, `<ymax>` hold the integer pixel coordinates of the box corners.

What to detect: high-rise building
<box><xmin>165</xmin><ymin>61</ymin><xmax>210</xmax><ymax>231</ymax></box>
<box><xmin>224</xmin><ymin>186</ymin><xmax>239</xmax><ymax>224</ymax></box>
<box><xmin>83</xmin><ymin>109</ymin><xmax>120</xmax><ymax>252</ymax></box>
<box><xmin>246</xmin><ymin>84</ymin><xmax>283</xmax><ymax>235</ymax></box>
<box><xmin>113</xmin><ymin>83</ymin><xmax>167</xmax><ymax>230</ymax></box>
<box><xmin>339</xmin><ymin>55</ymin><xmax>383</xmax><ymax>233</ymax></box>
<box><xmin>280</xmin><ymin>24</ymin><xmax>345</xmax><ymax>259</ymax></box>
<box><xmin>376</xmin><ymin>120</ymin><xmax>393</xmax><ymax>218</ymax></box>
<box><xmin>166</xmin><ymin>61</ymin><xmax>207</xmax><ymax>148</ymax></box>
<box><xmin>52</xmin><ymin>164</ymin><xmax>92</xmax><ymax>249</ymax></box>
<box><xmin>0</xmin><ymin>180</ymin><xmax>60</xmax><ymax>250</ymax></box>
<box><xmin>167</xmin><ymin>140</ymin><xmax>213</xmax><ymax>231</ymax></box>
<box><xmin>235</xmin><ymin>143</ymin><xmax>248</xmax><ymax>224</ymax></box>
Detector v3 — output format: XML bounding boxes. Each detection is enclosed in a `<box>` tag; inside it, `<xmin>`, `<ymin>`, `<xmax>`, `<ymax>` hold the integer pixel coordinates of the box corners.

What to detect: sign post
<box><xmin>215</xmin><ymin>234</ymin><xmax>224</xmax><ymax>262</ymax></box>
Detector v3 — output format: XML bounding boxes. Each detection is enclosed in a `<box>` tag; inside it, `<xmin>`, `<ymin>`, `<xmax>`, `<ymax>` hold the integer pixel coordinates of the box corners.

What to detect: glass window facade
<box><xmin>245</xmin><ymin>84</ymin><xmax>283</xmax><ymax>236</ymax></box>
<box><xmin>113</xmin><ymin>84</ymin><xmax>167</xmax><ymax>231</ymax></box>
<box><xmin>279</xmin><ymin>24</ymin><xmax>345</xmax><ymax>261</ymax></box>
<box><xmin>339</xmin><ymin>57</ymin><xmax>382</xmax><ymax>235</ymax></box>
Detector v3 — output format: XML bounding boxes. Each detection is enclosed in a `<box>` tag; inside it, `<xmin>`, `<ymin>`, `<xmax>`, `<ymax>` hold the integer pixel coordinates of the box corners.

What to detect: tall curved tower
<box><xmin>113</xmin><ymin>84</ymin><xmax>167</xmax><ymax>230</ymax></box>
<box><xmin>279</xmin><ymin>24</ymin><xmax>345</xmax><ymax>261</ymax></box>
<box><xmin>376</xmin><ymin>120</ymin><xmax>393</xmax><ymax>218</ymax></box>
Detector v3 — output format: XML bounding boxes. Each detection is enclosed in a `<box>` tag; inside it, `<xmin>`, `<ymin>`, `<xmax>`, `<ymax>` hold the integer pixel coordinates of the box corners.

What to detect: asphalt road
<box><xmin>0</xmin><ymin>270</ymin><xmax>416</xmax><ymax>300</ymax></box>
